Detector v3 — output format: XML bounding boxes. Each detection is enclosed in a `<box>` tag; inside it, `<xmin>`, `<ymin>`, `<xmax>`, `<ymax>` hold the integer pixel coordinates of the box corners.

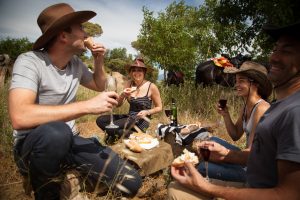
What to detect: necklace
<box><xmin>134</xmin><ymin>80</ymin><xmax>146</xmax><ymax>99</ymax></box>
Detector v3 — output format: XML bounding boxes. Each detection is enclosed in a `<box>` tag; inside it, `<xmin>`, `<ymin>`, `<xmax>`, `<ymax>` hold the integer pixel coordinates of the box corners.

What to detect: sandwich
<box><xmin>84</xmin><ymin>37</ymin><xmax>94</xmax><ymax>50</ymax></box>
<box><xmin>172</xmin><ymin>149</ymin><xmax>199</xmax><ymax>167</ymax></box>
<box><xmin>123</xmin><ymin>86</ymin><xmax>137</xmax><ymax>93</ymax></box>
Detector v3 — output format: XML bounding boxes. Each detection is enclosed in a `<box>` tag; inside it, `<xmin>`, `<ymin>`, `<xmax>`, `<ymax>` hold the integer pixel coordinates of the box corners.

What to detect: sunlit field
<box><xmin>0</xmin><ymin>79</ymin><xmax>245</xmax><ymax>199</ymax></box>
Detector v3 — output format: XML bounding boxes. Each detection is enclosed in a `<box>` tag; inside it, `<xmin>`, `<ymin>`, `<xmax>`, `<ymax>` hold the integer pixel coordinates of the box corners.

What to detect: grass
<box><xmin>0</xmin><ymin>77</ymin><xmax>245</xmax><ymax>199</ymax></box>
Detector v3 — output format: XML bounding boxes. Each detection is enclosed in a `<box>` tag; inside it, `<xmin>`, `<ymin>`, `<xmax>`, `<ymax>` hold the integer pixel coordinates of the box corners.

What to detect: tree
<box><xmin>83</xmin><ymin>22</ymin><xmax>103</xmax><ymax>37</ymax></box>
<box><xmin>208</xmin><ymin>0</ymin><xmax>300</xmax><ymax>58</ymax></box>
<box><xmin>134</xmin><ymin>1</ymin><xmax>199</xmax><ymax>79</ymax></box>
<box><xmin>0</xmin><ymin>38</ymin><xmax>33</xmax><ymax>61</ymax></box>
<box><xmin>134</xmin><ymin>0</ymin><xmax>300</xmax><ymax>81</ymax></box>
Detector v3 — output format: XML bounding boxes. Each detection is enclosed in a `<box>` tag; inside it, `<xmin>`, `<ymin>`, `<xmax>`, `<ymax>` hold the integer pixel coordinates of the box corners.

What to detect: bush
<box><xmin>0</xmin><ymin>37</ymin><xmax>33</xmax><ymax>61</ymax></box>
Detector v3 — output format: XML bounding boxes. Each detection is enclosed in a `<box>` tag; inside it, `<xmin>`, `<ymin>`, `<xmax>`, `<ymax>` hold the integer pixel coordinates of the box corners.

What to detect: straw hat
<box><xmin>224</xmin><ymin>61</ymin><xmax>273</xmax><ymax>99</ymax></box>
<box><xmin>125</xmin><ymin>58</ymin><xmax>153</xmax><ymax>73</ymax></box>
<box><xmin>263</xmin><ymin>20</ymin><xmax>300</xmax><ymax>40</ymax></box>
<box><xmin>33</xmin><ymin>3</ymin><xmax>96</xmax><ymax>50</ymax></box>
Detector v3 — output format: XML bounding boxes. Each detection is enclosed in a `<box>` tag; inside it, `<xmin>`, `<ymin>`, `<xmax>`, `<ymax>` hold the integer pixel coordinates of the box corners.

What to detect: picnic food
<box><xmin>172</xmin><ymin>149</ymin><xmax>199</xmax><ymax>167</ymax></box>
<box><xmin>124</xmin><ymin>140</ymin><xmax>143</xmax><ymax>153</ymax></box>
<box><xmin>180</xmin><ymin>123</ymin><xmax>200</xmax><ymax>135</ymax></box>
<box><xmin>129</xmin><ymin>132</ymin><xmax>153</xmax><ymax>144</ymax></box>
<box><xmin>123</xmin><ymin>86</ymin><xmax>137</xmax><ymax>93</ymax></box>
<box><xmin>84</xmin><ymin>37</ymin><xmax>94</xmax><ymax>50</ymax></box>
<box><xmin>124</xmin><ymin>132</ymin><xmax>158</xmax><ymax>152</ymax></box>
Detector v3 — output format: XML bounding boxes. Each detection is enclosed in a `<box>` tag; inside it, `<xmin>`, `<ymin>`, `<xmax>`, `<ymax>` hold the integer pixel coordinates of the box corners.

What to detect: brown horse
<box><xmin>166</xmin><ymin>70</ymin><xmax>184</xmax><ymax>86</ymax></box>
<box><xmin>195</xmin><ymin>54</ymin><xmax>251</xmax><ymax>87</ymax></box>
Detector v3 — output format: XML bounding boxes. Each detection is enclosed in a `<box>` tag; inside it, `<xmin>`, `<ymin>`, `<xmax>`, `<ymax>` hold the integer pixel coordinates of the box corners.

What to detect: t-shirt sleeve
<box><xmin>10</xmin><ymin>53</ymin><xmax>39</xmax><ymax>93</ymax></box>
<box><xmin>276</xmin><ymin>106</ymin><xmax>300</xmax><ymax>164</ymax></box>
<box><xmin>76</xmin><ymin>58</ymin><xmax>93</xmax><ymax>85</ymax></box>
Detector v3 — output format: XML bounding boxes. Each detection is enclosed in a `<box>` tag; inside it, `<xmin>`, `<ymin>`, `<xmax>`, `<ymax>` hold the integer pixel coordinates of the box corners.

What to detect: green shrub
<box><xmin>0</xmin><ymin>83</ymin><xmax>13</xmax><ymax>154</ymax></box>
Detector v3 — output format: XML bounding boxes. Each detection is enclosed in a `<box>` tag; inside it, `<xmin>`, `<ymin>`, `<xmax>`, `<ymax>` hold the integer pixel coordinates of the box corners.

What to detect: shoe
<box><xmin>60</xmin><ymin>170</ymin><xmax>89</xmax><ymax>200</ymax></box>
<box><xmin>22</xmin><ymin>175</ymin><xmax>32</xmax><ymax>196</ymax></box>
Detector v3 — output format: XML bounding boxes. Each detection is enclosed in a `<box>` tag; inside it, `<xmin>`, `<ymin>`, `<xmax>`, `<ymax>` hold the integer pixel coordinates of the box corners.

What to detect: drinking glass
<box><xmin>105</xmin><ymin>74</ymin><xmax>119</xmax><ymax>129</ymax></box>
<box><xmin>164</xmin><ymin>107</ymin><xmax>172</xmax><ymax>122</ymax></box>
<box><xmin>218</xmin><ymin>91</ymin><xmax>227</xmax><ymax>110</ymax></box>
<box><xmin>200</xmin><ymin>143</ymin><xmax>210</xmax><ymax>181</ymax></box>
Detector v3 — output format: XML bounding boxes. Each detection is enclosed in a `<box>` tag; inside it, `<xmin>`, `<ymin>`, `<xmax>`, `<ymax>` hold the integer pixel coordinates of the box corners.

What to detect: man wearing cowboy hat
<box><xmin>8</xmin><ymin>3</ymin><xmax>142</xmax><ymax>199</ymax></box>
<box><xmin>168</xmin><ymin>20</ymin><xmax>300</xmax><ymax>200</ymax></box>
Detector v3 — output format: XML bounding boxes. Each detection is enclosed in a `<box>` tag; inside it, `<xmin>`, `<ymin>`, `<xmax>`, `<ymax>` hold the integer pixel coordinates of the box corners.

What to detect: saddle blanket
<box><xmin>156</xmin><ymin>123</ymin><xmax>210</xmax><ymax>146</ymax></box>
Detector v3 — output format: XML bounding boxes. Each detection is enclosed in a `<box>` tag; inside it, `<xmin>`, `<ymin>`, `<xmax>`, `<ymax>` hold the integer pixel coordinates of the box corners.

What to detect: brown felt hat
<box><xmin>125</xmin><ymin>57</ymin><xmax>153</xmax><ymax>73</ymax></box>
<box><xmin>33</xmin><ymin>3</ymin><xmax>96</xmax><ymax>50</ymax></box>
<box><xmin>224</xmin><ymin>61</ymin><xmax>273</xmax><ymax>99</ymax></box>
<box><xmin>263</xmin><ymin>20</ymin><xmax>300</xmax><ymax>40</ymax></box>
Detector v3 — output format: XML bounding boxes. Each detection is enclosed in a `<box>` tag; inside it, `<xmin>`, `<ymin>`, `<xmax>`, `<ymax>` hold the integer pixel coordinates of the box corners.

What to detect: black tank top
<box><xmin>128</xmin><ymin>81</ymin><xmax>152</xmax><ymax>131</ymax></box>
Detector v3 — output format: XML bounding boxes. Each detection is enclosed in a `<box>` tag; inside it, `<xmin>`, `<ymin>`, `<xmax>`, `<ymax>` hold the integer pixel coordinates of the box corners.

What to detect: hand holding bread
<box><xmin>172</xmin><ymin>149</ymin><xmax>199</xmax><ymax>167</ymax></box>
<box><xmin>84</xmin><ymin>37</ymin><xmax>94</xmax><ymax>50</ymax></box>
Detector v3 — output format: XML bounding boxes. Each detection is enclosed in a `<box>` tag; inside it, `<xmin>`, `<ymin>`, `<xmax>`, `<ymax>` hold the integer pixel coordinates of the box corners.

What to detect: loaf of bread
<box><xmin>124</xmin><ymin>140</ymin><xmax>143</xmax><ymax>153</ymax></box>
<box><xmin>172</xmin><ymin>149</ymin><xmax>199</xmax><ymax>167</ymax></box>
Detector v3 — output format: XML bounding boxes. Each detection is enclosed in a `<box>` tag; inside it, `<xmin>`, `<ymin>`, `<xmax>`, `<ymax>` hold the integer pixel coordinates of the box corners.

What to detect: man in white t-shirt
<box><xmin>8</xmin><ymin>3</ymin><xmax>142</xmax><ymax>199</ymax></box>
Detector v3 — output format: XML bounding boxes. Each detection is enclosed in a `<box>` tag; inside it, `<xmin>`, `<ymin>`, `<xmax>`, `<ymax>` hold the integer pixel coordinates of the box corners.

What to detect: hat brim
<box><xmin>33</xmin><ymin>11</ymin><xmax>96</xmax><ymax>50</ymax></box>
<box><xmin>125</xmin><ymin>64</ymin><xmax>153</xmax><ymax>73</ymax></box>
<box><xmin>263</xmin><ymin>21</ymin><xmax>300</xmax><ymax>40</ymax></box>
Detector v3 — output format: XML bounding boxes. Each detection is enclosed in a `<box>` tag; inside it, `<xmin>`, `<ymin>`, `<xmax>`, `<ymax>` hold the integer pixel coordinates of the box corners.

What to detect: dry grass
<box><xmin>0</xmin><ymin>75</ymin><xmax>245</xmax><ymax>199</ymax></box>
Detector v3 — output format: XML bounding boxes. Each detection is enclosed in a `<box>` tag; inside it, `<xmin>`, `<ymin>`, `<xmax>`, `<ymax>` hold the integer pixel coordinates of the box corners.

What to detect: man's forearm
<box><xmin>223</xmin><ymin>149</ymin><xmax>250</xmax><ymax>166</ymax></box>
<box><xmin>93</xmin><ymin>57</ymin><xmax>106</xmax><ymax>91</ymax></box>
<box><xmin>206</xmin><ymin>184</ymin><xmax>282</xmax><ymax>200</ymax></box>
<box><xmin>10</xmin><ymin>101</ymin><xmax>89</xmax><ymax>130</ymax></box>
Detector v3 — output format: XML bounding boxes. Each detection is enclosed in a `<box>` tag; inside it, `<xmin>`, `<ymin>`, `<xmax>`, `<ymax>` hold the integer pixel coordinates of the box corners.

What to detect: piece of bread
<box><xmin>180</xmin><ymin>124</ymin><xmax>200</xmax><ymax>135</ymax></box>
<box><xmin>123</xmin><ymin>87</ymin><xmax>137</xmax><ymax>93</ymax></box>
<box><xmin>172</xmin><ymin>149</ymin><xmax>199</xmax><ymax>167</ymax></box>
<box><xmin>125</xmin><ymin>140</ymin><xmax>143</xmax><ymax>153</ymax></box>
<box><xmin>129</xmin><ymin>132</ymin><xmax>153</xmax><ymax>144</ymax></box>
<box><xmin>84</xmin><ymin>37</ymin><xmax>94</xmax><ymax>50</ymax></box>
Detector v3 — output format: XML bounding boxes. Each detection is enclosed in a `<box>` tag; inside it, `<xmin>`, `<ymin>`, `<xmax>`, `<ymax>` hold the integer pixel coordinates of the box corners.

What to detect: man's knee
<box><xmin>36</xmin><ymin>121</ymin><xmax>73</xmax><ymax>148</ymax></box>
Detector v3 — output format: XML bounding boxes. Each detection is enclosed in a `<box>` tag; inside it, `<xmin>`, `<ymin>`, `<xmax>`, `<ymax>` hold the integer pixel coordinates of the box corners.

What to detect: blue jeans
<box><xmin>14</xmin><ymin>121</ymin><xmax>142</xmax><ymax>200</ymax></box>
<box><xmin>197</xmin><ymin>136</ymin><xmax>246</xmax><ymax>182</ymax></box>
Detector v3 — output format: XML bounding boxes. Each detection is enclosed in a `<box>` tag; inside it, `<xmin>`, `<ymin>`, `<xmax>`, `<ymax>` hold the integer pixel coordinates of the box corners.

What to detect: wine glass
<box><xmin>216</xmin><ymin>91</ymin><xmax>227</xmax><ymax>127</ymax></box>
<box><xmin>164</xmin><ymin>107</ymin><xmax>172</xmax><ymax>123</ymax></box>
<box><xmin>218</xmin><ymin>90</ymin><xmax>227</xmax><ymax>110</ymax></box>
<box><xmin>105</xmin><ymin>74</ymin><xmax>119</xmax><ymax>129</ymax></box>
<box><xmin>199</xmin><ymin>143</ymin><xmax>210</xmax><ymax>181</ymax></box>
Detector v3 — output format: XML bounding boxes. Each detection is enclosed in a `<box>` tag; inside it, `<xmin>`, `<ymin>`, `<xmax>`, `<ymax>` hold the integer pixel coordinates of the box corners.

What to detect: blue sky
<box><xmin>0</xmin><ymin>0</ymin><xmax>203</xmax><ymax>55</ymax></box>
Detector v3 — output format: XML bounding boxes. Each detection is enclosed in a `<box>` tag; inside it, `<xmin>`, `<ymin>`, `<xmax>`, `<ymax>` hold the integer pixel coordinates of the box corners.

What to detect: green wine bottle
<box><xmin>171</xmin><ymin>98</ymin><xmax>178</xmax><ymax>126</ymax></box>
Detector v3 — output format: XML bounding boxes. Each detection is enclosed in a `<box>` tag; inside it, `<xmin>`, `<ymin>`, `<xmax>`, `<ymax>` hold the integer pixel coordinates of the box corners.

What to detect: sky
<box><xmin>0</xmin><ymin>0</ymin><xmax>204</xmax><ymax>55</ymax></box>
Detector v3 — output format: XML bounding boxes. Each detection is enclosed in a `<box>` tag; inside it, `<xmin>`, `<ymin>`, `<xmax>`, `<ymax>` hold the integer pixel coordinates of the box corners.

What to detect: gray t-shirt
<box><xmin>10</xmin><ymin>51</ymin><xmax>93</xmax><ymax>139</ymax></box>
<box><xmin>247</xmin><ymin>90</ymin><xmax>300</xmax><ymax>188</ymax></box>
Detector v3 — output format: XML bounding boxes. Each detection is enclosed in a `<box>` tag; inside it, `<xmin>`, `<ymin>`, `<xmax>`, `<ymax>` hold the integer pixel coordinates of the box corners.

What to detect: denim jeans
<box><xmin>14</xmin><ymin>121</ymin><xmax>142</xmax><ymax>200</ymax></box>
<box><xmin>197</xmin><ymin>136</ymin><xmax>246</xmax><ymax>182</ymax></box>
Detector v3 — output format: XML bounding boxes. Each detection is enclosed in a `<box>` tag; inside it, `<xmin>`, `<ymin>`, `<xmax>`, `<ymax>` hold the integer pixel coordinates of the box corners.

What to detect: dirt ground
<box><xmin>0</xmin><ymin>121</ymin><xmax>170</xmax><ymax>200</ymax></box>
<box><xmin>0</xmin><ymin>118</ymin><xmax>228</xmax><ymax>200</ymax></box>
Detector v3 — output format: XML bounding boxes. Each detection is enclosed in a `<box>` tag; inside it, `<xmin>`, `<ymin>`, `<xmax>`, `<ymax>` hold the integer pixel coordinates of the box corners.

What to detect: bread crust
<box><xmin>172</xmin><ymin>149</ymin><xmax>199</xmax><ymax>167</ymax></box>
<box><xmin>125</xmin><ymin>140</ymin><xmax>143</xmax><ymax>153</ymax></box>
<box><xmin>84</xmin><ymin>37</ymin><xmax>94</xmax><ymax>50</ymax></box>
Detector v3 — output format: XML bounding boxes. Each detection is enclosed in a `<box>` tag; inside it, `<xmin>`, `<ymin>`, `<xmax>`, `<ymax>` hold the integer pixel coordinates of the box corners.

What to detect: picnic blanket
<box><xmin>111</xmin><ymin>140</ymin><xmax>173</xmax><ymax>176</ymax></box>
